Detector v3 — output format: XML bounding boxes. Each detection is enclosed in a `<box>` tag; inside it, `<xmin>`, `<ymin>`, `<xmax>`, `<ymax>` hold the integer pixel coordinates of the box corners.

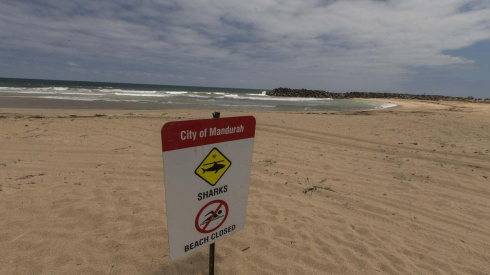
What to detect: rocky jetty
<box><xmin>266</xmin><ymin>87</ymin><xmax>490</xmax><ymax>103</ymax></box>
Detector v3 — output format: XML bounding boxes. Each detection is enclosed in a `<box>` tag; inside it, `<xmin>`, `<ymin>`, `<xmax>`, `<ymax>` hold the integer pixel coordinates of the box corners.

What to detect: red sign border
<box><xmin>195</xmin><ymin>199</ymin><xmax>229</xmax><ymax>234</ymax></box>
<box><xmin>161</xmin><ymin>116</ymin><xmax>256</xmax><ymax>152</ymax></box>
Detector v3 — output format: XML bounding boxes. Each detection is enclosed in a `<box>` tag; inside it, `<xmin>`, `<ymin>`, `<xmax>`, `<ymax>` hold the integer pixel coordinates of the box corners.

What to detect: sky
<box><xmin>0</xmin><ymin>0</ymin><xmax>489</xmax><ymax>97</ymax></box>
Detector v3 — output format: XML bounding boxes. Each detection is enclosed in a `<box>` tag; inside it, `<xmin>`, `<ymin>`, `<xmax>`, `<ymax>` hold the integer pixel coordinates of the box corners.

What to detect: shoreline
<box><xmin>0</xmin><ymin>95</ymin><xmax>399</xmax><ymax>112</ymax></box>
<box><xmin>3</xmin><ymin>95</ymin><xmax>488</xmax><ymax>117</ymax></box>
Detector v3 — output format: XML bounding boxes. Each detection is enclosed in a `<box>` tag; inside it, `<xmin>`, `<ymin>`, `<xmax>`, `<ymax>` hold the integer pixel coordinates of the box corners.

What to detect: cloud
<box><xmin>0</xmin><ymin>0</ymin><xmax>489</xmax><ymax>94</ymax></box>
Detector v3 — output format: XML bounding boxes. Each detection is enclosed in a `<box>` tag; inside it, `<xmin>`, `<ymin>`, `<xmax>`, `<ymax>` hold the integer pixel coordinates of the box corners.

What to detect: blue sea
<box><xmin>0</xmin><ymin>78</ymin><xmax>396</xmax><ymax>111</ymax></box>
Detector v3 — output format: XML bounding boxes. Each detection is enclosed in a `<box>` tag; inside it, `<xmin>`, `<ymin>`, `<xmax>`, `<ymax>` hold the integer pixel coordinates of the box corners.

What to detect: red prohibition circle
<box><xmin>195</xmin><ymin>199</ymin><xmax>229</xmax><ymax>234</ymax></box>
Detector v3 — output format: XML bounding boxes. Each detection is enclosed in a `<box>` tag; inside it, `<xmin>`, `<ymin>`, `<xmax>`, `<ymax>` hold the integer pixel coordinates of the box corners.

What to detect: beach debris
<box><xmin>241</xmin><ymin>246</ymin><xmax>250</xmax><ymax>252</ymax></box>
<box><xmin>26</xmin><ymin>128</ymin><xmax>41</xmax><ymax>133</ymax></box>
<box><xmin>15</xmin><ymin>173</ymin><xmax>46</xmax><ymax>180</ymax></box>
<box><xmin>484</xmin><ymin>176</ymin><xmax>488</xmax><ymax>179</ymax></box>
<box><xmin>114</xmin><ymin>146</ymin><xmax>131</xmax><ymax>152</ymax></box>
<box><xmin>303</xmin><ymin>187</ymin><xmax>316</xmax><ymax>194</ymax></box>
<box><xmin>347</xmin><ymin>111</ymin><xmax>372</xmax><ymax>116</ymax></box>
<box><xmin>262</xmin><ymin>159</ymin><xmax>277</xmax><ymax>166</ymax></box>
<box><xmin>94</xmin><ymin>114</ymin><xmax>106</xmax><ymax>117</ymax></box>
<box><xmin>70</xmin><ymin>115</ymin><xmax>77</xmax><ymax>118</ymax></box>
<box><xmin>303</xmin><ymin>185</ymin><xmax>336</xmax><ymax>195</ymax></box>
<box><xmin>313</xmin><ymin>186</ymin><xmax>336</xmax><ymax>192</ymax></box>
<box><xmin>412</xmin><ymin>143</ymin><xmax>418</xmax><ymax>145</ymax></box>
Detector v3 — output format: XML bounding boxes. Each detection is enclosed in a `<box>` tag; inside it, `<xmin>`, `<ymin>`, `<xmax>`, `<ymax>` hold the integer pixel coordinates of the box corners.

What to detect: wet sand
<box><xmin>0</xmin><ymin>100</ymin><xmax>489</xmax><ymax>274</ymax></box>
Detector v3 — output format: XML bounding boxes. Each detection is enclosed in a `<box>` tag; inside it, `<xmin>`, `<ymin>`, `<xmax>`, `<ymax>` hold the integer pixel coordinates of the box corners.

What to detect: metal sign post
<box><xmin>210</xmin><ymin>111</ymin><xmax>219</xmax><ymax>275</ymax></box>
<box><xmin>209</xmin><ymin>242</ymin><xmax>215</xmax><ymax>275</ymax></box>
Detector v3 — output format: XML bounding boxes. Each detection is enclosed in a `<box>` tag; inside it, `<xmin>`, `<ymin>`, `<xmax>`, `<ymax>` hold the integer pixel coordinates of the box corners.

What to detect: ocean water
<box><xmin>0</xmin><ymin>78</ymin><xmax>396</xmax><ymax>111</ymax></box>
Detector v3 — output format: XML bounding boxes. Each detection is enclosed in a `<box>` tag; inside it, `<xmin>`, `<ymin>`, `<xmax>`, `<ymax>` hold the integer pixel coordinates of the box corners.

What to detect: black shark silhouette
<box><xmin>202</xmin><ymin>160</ymin><xmax>226</xmax><ymax>174</ymax></box>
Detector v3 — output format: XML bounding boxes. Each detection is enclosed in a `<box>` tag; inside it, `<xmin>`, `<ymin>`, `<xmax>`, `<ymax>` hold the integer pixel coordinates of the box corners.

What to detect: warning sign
<box><xmin>195</xmin><ymin>148</ymin><xmax>231</xmax><ymax>186</ymax></box>
<box><xmin>161</xmin><ymin>116</ymin><xmax>256</xmax><ymax>260</ymax></box>
<box><xmin>195</xmin><ymin>200</ymin><xmax>229</xmax><ymax>233</ymax></box>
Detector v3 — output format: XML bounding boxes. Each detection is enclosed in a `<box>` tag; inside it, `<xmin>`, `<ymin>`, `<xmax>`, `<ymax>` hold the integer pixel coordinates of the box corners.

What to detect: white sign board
<box><xmin>161</xmin><ymin>116</ymin><xmax>256</xmax><ymax>260</ymax></box>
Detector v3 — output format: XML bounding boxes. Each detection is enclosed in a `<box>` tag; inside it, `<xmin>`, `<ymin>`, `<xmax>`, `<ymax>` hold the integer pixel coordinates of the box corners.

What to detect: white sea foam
<box><xmin>160</xmin><ymin>101</ymin><xmax>191</xmax><ymax>105</ymax></box>
<box><xmin>381</xmin><ymin>103</ymin><xmax>398</xmax><ymax>109</ymax></box>
<box><xmin>246</xmin><ymin>91</ymin><xmax>267</xmax><ymax>96</ymax></box>
<box><xmin>220</xmin><ymin>104</ymin><xmax>276</xmax><ymax>108</ymax></box>
<box><xmin>232</xmin><ymin>96</ymin><xmax>333</xmax><ymax>101</ymax></box>
<box><xmin>101</xmin><ymin>89</ymin><xmax>157</xmax><ymax>94</ymax></box>
<box><xmin>166</xmin><ymin>91</ymin><xmax>188</xmax><ymax>94</ymax></box>
<box><xmin>0</xmin><ymin>87</ymin><xmax>93</xmax><ymax>95</ymax></box>
<box><xmin>373</xmin><ymin>102</ymin><xmax>398</xmax><ymax>109</ymax></box>
<box><xmin>0</xmin><ymin>89</ymin><xmax>61</xmax><ymax>94</ymax></box>
<box><xmin>41</xmin><ymin>96</ymin><xmax>99</xmax><ymax>101</ymax></box>
<box><xmin>114</xmin><ymin>92</ymin><xmax>171</xmax><ymax>97</ymax></box>
<box><xmin>186</xmin><ymin>94</ymin><xmax>211</xmax><ymax>98</ymax></box>
<box><xmin>55</xmin><ymin>92</ymin><xmax>103</xmax><ymax>96</ymax></box>
<box><xmin>0</xmin><ymin>87</ymin><xmax>26</xmax><ymax>91</ymax></box>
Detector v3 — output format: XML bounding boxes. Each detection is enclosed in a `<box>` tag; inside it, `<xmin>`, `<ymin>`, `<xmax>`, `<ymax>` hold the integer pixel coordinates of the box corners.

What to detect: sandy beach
<box><xmin>1</xmin><ymin>99</ymin><xmax>489</xmax><ymax>274</ymax></box>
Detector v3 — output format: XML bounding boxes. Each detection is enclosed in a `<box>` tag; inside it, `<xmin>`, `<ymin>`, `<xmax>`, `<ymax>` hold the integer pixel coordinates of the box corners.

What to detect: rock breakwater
<box><xmin>266</xmin><ymin>88</ymin><xmax>490</xmax><ymax>103</ymax></box>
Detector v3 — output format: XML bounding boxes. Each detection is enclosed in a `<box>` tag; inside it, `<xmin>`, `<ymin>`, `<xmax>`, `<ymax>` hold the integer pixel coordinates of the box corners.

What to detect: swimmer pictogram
<box><xmin>195</xmin><ymin>200</ymin><xmax>229</xmax><ymax>234</ymax></box>
<box><xmin>200</xmin><ymin>209</ymin><xmax>224</xmax><ymax>226</ymax></box>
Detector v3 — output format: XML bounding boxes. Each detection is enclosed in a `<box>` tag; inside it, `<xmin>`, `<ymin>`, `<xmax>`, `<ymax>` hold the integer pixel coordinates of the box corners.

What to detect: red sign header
<box><xmin>161</xmin><ymin>116</ymin><xmax>256</xmax><ymax>152</ymax></box>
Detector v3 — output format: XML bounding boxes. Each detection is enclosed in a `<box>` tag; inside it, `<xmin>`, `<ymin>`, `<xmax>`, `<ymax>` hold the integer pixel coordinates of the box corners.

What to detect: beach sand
<box><xmin>0</xmin><ymin>99</ymin><xmax>489</xmax><ymax>274</ymax></box>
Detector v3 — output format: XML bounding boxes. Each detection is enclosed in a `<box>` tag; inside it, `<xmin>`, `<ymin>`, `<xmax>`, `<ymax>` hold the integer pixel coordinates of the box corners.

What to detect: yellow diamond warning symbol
<box><xmin>195</xmin><ymin>148</ymin><xmax>232</xmax><ymax>186</ymax></box>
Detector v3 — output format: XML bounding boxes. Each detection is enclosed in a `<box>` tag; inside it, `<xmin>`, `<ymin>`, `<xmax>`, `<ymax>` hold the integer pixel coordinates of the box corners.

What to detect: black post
<box><xmin>209</xmin><ymin>111</ymin><xmax>219</xmax><ymax>275</ymax></box>
<box><xmin>209</xmin><ymin>243</ymin><xmax>215</xmax><ymax>275</ymax></box>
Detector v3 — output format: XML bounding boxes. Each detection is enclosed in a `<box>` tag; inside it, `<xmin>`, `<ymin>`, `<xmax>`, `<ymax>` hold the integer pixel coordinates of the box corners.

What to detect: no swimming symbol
<box><xmin>195</xmin><ymin>200</ymin><xmax>229</xmax><ymax>234</ymax></box>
